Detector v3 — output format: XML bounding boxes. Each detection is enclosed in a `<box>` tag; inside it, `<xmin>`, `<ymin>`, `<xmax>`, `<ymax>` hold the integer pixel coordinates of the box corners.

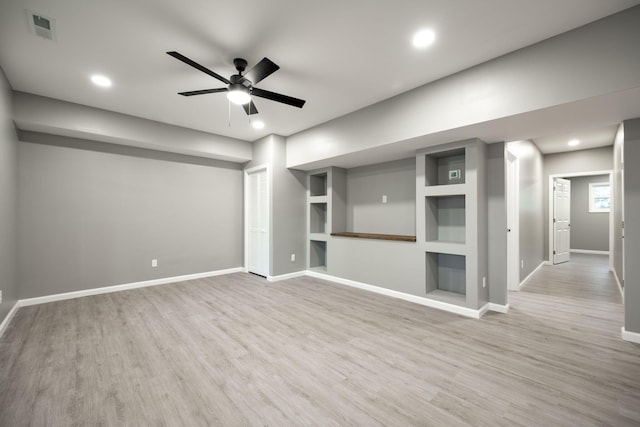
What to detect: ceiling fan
<box><xmin>167</xmin><ymin>51</ymin><xmax>306</xmax><ymax>115</ymax></box>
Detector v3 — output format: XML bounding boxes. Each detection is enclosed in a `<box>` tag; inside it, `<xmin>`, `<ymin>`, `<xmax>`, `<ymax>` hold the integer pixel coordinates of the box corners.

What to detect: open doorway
<box><xmin>547</xmin><ymin>171</ymin><xmax>613</xmax><ymax>271</ymax></box>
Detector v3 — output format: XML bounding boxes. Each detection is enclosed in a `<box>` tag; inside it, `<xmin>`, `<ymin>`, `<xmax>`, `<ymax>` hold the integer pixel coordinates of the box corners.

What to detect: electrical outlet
<box><xmin>290</xmin><ymin>253</ymin><xmax>295</xmax><ymax>262</ymax></box>
<box><xmin>482</xmin><ymin>277</ymin><xmax>486</xmax><ymax>288</ymax></box>
<box><xmin>152</xmin><ymin>259</ymin><xmax>158</xmax><ymax>268</ymax></box>
<box><xmin>382</xmin><ymin>195</ymin><xmax>388</xmax><ymax>203</ymax></box>
<box><xmin>521</xmin><ymin>260</ymin><xmax>524</xmax><ymax>269</ymax></box>
<box><xmin>0</xmin><ymin>290</ymin><xmax>2</xmax><ymax>304</ymax></box>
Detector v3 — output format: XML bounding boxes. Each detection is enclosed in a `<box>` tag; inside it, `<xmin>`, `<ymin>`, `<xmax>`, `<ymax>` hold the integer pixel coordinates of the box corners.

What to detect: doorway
<box><xmin>245</xmin><ymin>165</ymin><xmax>270</xmax><ymax>277</ymax></box>
<box><xmin>506</xmin><ymin>151</ymin><xmax>520</xmax><ymax>291</ymax></box>
<box><xmin>547</xmin><ymin>171</ymin><xmax>613</xmax><ymax>270</ymax></box>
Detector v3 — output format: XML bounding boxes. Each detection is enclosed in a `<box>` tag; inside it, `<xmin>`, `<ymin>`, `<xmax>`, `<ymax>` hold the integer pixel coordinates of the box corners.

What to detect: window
<box><xmin>589</xmin><ymin>182</ymin><xmax>610</xmax><ymax>213</ymax></box>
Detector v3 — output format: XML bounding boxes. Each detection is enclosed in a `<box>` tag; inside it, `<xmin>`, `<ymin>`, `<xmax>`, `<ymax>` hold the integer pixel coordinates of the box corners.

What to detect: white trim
<box><xmin>519</xmin><ymin>261</ymin><xmax>545</xmax><ymax>291</ymax></box>
<box><xmin>244</xmin><ymin>163</ymin><xmax>271</xmax><ymax>277</ymax></box>
<box><xmin>613</xmin><ymin>269</ymin><xmax>624</xmax><ymax>301</ymax></box>
<box><xmin>621</xmin><ymin>327</ymin><xmax>640</xmax><ymax>344</ymax></box>
<box><xmin>19</xmin><ymin>267</ymin><xmax>243</xmax><ymax>307</ymax></box>
<box><xmin>488</xmin><ymin>303</ymin><xmax>510</xmax><ymax>313</ymax></box>
<box><xmin>547</xmin><ymin>170</ymin><xmax>613</xmax><ymax>266</ymax></box>
<box><xmin>544</xmin><ymin>260</ymin><xmax>553</xmax><ymax>266</ymax></box>
<box><xmin>267</xmin><ymin>271</ymin><xmax>306</xmax><ymax>282</ymax></box>
<box><xmin>570</xmin><ymin>249</ymin><xmax>609</xmax><ymax>255</ymax></box>
<box><xmin>506</xmin><ymin>149</ymin><xmax>520</xmax><ymax>292</ymax></box>
<box><xmin>306</xmin><ymin>270</ymin><xmax>486</xmax><ymax>319</ymax></box>
<box><xmin>0</xmin><ymin>302</ymin><xmax>21</xmax><ymax>339</ymax></box>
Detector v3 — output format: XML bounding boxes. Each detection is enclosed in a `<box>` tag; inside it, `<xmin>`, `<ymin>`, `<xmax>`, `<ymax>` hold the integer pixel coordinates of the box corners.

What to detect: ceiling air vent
<box><xmin>27</xmin><ymin>11</ymin><xmax>57</xmax><ymax>41</ymax></box>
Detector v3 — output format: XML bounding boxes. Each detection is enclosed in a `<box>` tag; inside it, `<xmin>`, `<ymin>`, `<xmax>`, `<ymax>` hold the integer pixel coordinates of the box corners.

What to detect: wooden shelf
<box><xmin>331</xmin><ymin>232</ymin><xmax>416</xmax><ymax>242</ymax></box>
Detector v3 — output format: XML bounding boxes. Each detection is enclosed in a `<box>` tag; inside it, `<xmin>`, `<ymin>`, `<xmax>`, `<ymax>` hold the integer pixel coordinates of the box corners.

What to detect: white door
<box><xmin>247</xmin><ymin>168</ymin><xmax>269</xmax><ymax>276</ymax></box>
<box><xmin>553</xmin><ymin>178</ymin><xmax>571</xmax><ymax>264</ymax></box>
<box><xmin>506</xmin><ymin>152</ymin><xmax>520</xmax><ymax>290</ymax></box>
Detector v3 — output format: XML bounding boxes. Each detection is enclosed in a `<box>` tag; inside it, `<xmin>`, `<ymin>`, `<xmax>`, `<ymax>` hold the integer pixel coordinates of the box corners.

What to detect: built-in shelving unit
<box><xmin>307</xmin><ymin>167</ymin><xmax>346</xmax><ymax>271</ymax></box>
<box><xmin>417</xmin><ymin>140</ymin><xmax>487</xmax><ymax>310</ymax></box>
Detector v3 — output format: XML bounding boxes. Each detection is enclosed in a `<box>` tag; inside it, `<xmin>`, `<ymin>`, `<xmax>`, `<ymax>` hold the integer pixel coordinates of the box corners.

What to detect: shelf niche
<box><xmin>309</xmin><ymin>203</ymin><xmax>327</xmax><ymax>234</ymax></box>
<box><xmin>309</xmin><ymin>240</ymin><xmax>327</xmax><ymax>271</ymax></box>
<box><xmin>309</xmin><ymin>172</ymin><xmax>328</xmax><ymax>197</ymax></box>
<box><xmin>424</xmin><ymin>149</ymin><xmax>466</xmax><ymax>186</ymax></box>
<box><xmin>426</xmin><ymin>252</ymin><xmax>466</xmax><ymax>295</ymax></box>
<box><xmin>425</xmin><ymin>195</ymin><xmax>465</xmax><ymax>243</ymax></box>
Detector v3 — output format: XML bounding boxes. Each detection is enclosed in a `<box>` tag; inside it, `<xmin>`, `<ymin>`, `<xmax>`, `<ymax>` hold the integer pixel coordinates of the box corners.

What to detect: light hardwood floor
<box><xmin>1</xmin><ymin>254</ymin><xmax>639</xmax><ymax>426</ymax></box>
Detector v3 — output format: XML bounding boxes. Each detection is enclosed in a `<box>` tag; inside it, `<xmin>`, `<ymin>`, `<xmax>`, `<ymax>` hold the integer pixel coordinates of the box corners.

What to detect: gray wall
<box><xmin>0</xmin><ymin>69</ymin><xmax>18</xmax><ymax>325</ymax></box>
<box><xmin>507</xmin><ymin>140</ymin><xmax>544</xmax><ymax>281</ymax></box>
<box><xmin>623</xmin><ymin>118</ymin><xmax>640</xmax><ymax>334</ymax></box>
<box><xmin>542</xmin><ymin>146</ymin><xmax>613</xmax><ymax>260</ymax></box>
<box><xmin>18</xmin><ymin>132</ymin><xmax>244</xmax><ymax>299</ymax></box>
<box><xmin>568</xmin><ymin>174</ymin><xmax>610</xmax><ymax>252</ymax></box>
<box><xmin>613</xmin><ymin>125</ymin><xmax>624</xmax><ymax>286</ymax></box>
<box><xmin>487</xmin><ymin>143</ymin><xmax>507</xmax><ymax>306</ymax></box>
<box><xmin>245</xmin><ymin>135</ymin><xmax>307</xmax><ymax>276</ymax></box>
<box><xmin>346</xmin><ymin>158</ymin><xmax>415</xmax><ymax>236</ymax></box>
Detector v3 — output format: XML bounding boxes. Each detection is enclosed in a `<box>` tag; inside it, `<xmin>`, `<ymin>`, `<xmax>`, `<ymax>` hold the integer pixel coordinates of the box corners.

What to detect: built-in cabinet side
<box><xmin>307</xmin><ymin>167</ymin><xmax>347</xmax><ymax>271</ymax></box>
<box><xmin>417</xmin><ymin>139</ymin><xmax>487</xmax><ymax>309</ymax></box>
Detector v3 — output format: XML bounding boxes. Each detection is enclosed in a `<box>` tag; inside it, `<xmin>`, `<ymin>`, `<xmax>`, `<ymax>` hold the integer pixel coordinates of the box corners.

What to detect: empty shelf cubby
<box><xmin>309</xmin><ymin>240</ymin><xmax>327</xmax><ymax>271</ymax></box>
<box><xmin>309</xmin><ymin>202</ymin><xmax>328</xmax><ymax>234</ymax></box>
<box><xmin>309</xmin><ymin>172</ymin><xmax>328</xmax><ymax>197</ymax></box>
<box><xmin>425</xmin><ymin>195</ymin><xmax>465</xmax><ymax>243</ymax></box>
<box><xmin>426</xmin><ymin>252</ymin><xmax>466</xmax><ymax>295</ymax></box>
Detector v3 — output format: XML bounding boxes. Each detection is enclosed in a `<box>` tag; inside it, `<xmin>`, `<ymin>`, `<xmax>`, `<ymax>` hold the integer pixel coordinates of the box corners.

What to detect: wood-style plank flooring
<box><xmin>1</xmin><ymin>254</ymin><xmax>639</xmax><ymax>426</ymax></box>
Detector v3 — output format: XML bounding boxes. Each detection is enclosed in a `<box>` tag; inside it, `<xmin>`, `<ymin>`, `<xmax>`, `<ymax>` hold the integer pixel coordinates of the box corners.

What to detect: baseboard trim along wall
<box><xmin>570</xmin><ymin>249</ymin><xmax>609</xmax><ymax>255</ymax></box>
<box><xmin>487</xmin><ymin>303</ymin><xmax>510</xmax><ymax>313</ymax></box>
<box><xmin>519</xmin><ymin>261</ymin><xmax>545</xmax><ymax>291</ymax></box>
<box><xmin>621</xmin><ymin>327</ymin><xmax>640</xmax><ymax>344</ymax></box>
<box><xmin>19</xmin><ymin>267</ymin><xmax>244</xmax><ymax>307</ymax></box>
<box><xmin>267</xmin><ymin>271</ymin><xmax>306</xmax><ymax>282</ymax></box>
<box><xmin>306</xmin><ymin>270</ymin><xmax>502</xmax><ymax>319</ymax></box>
<box><xmin>0</xmin><ymin>302</ymin><xmax>21</xmax><ymax>339</ymax></box>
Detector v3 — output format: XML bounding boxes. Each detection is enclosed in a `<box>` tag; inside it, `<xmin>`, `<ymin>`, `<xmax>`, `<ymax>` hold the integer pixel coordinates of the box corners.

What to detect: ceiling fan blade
<box><xmin>244</xmin><ymin>57</ymin><xmax>279</xmax><ymax>85</ymax></box>
<box><xmin>178</xmin><ymin>88</ymin><xmax>228</xmax><ymax>96</ymax></box>
<box><xmin>167</xmin><ymin>51</ymin><xmax>231</xmax><ymax>85</ymax></box>
<box><xmin>243</xmin><ymin>101</ymin><xmax>259</xmax><ymax>115</ymax></box>
<box><xmin>251</xmin><ymin>87</ymin><xmax>305</xmax><ymax>108</ymax></box>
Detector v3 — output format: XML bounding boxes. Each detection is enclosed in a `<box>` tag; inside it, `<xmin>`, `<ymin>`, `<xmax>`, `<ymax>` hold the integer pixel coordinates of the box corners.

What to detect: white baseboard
<box><xmin>543</xmin><ymin>260</ymin><xmax>553</xmax><ymax>266</ymax></box>
<box><xmin>570</xmin><ymin>249</ymin><xmax>609</xmax><ymax>255</ymax></box>
<box><xmin>613</xmin><ymin>269</ymin><xmax>624</xmax><ymax>301</ymax></box>
<box><xmin>267</xmin><ymin>271</ymin><xmax>306</xmax><ymax>282</ymax></box>
<box><xmin>488</xmin><ymin>303</ymin><xmax>510</xmax><ymax>313</ymax></box>
<box><xmin>0</xmin><ymin>301</ymin><xmax>21</xmax><ymax>339</ymax></box>
<box><xmin>621</xmin><ymin>327</ymin><xmax>640</xmax><ymax>344</ymax></box>
<box><xmin>519</xmin><ymin>261</ymin><xmax>545</xmax><ymax>291</ymax></box>
<box><xmin>19</xmin><ymin>267</ymin><xmax>244</xmax><ymax>307</ymax></box>
<box><xmin>306</xmin><ymin>270</ymin><xmax>486</xmax><ymax>319</ymax></box>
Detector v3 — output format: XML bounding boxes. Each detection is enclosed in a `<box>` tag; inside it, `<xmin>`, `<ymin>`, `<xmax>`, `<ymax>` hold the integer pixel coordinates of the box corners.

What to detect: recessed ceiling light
<box><xmin>251</xmin><ymin>120</ymin><xmax>265</xmax><ymax>130</ymax></box>
<box><xmin>412</xmin><ymin>29</ymin><xmax>436</xmax><ymax>49</ymax></box>
<box><xmin>568</xmin><ymin>139</ymin><xmax>580</xmax><ymax>147</ymax></box>
<box><xmin>90</xmin><ymin>74</ymin><xmax>112</xmax><ymax>88</ymax></box>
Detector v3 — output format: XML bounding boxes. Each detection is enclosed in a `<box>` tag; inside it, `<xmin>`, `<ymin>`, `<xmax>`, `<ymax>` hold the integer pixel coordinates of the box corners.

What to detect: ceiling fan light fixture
<box><xmin>227</xmin><ymin>84</ymin><xmax>251</xmax><ymax>105</ymax></box>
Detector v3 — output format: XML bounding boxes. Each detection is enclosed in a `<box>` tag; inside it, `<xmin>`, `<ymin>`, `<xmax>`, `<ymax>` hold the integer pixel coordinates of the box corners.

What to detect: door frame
<box><xmin>506</xmin><ymin>150</ymin><xmax>520</xmax><ymax>291</ymax></box>
<box><xmin>547</xmin><ymin>170</ymin><xmax>613</xmax><ymax>271</ymax></box>
<box><xmin>244</xmin><ymin>164</ymin><xmax>271</xmax><ymax>275</ymax></box>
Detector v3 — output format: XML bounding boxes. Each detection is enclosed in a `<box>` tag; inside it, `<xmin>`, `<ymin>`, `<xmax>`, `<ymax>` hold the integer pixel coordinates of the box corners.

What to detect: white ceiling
<box><xmin>1</xmin><ymin>0</ymin><xmax>638</xmax><ymax>148</ymax></box>
<box><xmin>533</xmin><ymin>125</ymin><xmax>619</xmax><ymax>154</ymax></box>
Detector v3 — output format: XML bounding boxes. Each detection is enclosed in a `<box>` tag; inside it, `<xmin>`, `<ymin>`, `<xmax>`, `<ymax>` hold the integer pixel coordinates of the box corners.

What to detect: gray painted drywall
<box><xmin>487</xmin><ymin>143</ymin><xmax>507</xmax><ymax>306</ymax></box>
<box><xmin>346</xmin><ymin>158</ymin><xmax>415</xmax><ymax>235</ymax></box>
<box><xmin>0</xmin><ymin>69</ymin><xmax>18</xmax><ymax>325</ymax></box>
<box><xmin>613</xmin><ymin>124</ymin><xmax>624</xmax><ymax>287</ymax></box>
<box><xmin>13</xmin><ymin>91</ymin><xmax>252</xmax><ymax>163</ymax></box>
<box><xmin>623</xmin><ymin>118</ymin><xmax>640</xmax><ymax>334</ymax></box>
<box><xmin>245</xmin><ymin>135</ymin><xmax>307</xmax><ymax>276</ymax></box>
<box><xmin>568</xmin><ymin>175</ymin><xmax>610</xmax><ymax>252</ymax></box>
<box><xmin>542</xmin><ymin>146</ymin><xmax>613</xmax><ymax>260</ymax></box>
<box><xmin>507</xmin><ymin>140</ymin><xmax>544</xmax><ymax>281</ymax></box>
<box><xmin>287</xmin><ymin>6</ymin><xmax>640</xmax><ymax>169</ymax></box>
<box><xmin>18</xmin><ymin>133</ymin><xmax>244</xmax><ymax>299</ymax></box>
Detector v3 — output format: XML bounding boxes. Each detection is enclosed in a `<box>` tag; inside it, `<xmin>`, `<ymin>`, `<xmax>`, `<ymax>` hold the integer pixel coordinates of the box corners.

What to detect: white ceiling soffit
<box><xmin>1</xmin><ymin>0</ymin><xmax>639</xmax><ymax>143</ymax></box>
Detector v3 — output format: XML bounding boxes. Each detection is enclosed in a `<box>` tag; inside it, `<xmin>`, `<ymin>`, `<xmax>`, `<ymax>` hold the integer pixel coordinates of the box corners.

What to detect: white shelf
<box><xmin>422</xmin><ymin>184</ymin><xmax>467</xmax><ymax>197</ymax></box>
<box><xmin>309</xmin><ymin>195</ymin><xmax>328</xmax><ymax>203</ymax></box>
<box><xmin>424</xmin><ymin>241</ymin><xmax>467</xmax><ymax>256</ymax></box>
